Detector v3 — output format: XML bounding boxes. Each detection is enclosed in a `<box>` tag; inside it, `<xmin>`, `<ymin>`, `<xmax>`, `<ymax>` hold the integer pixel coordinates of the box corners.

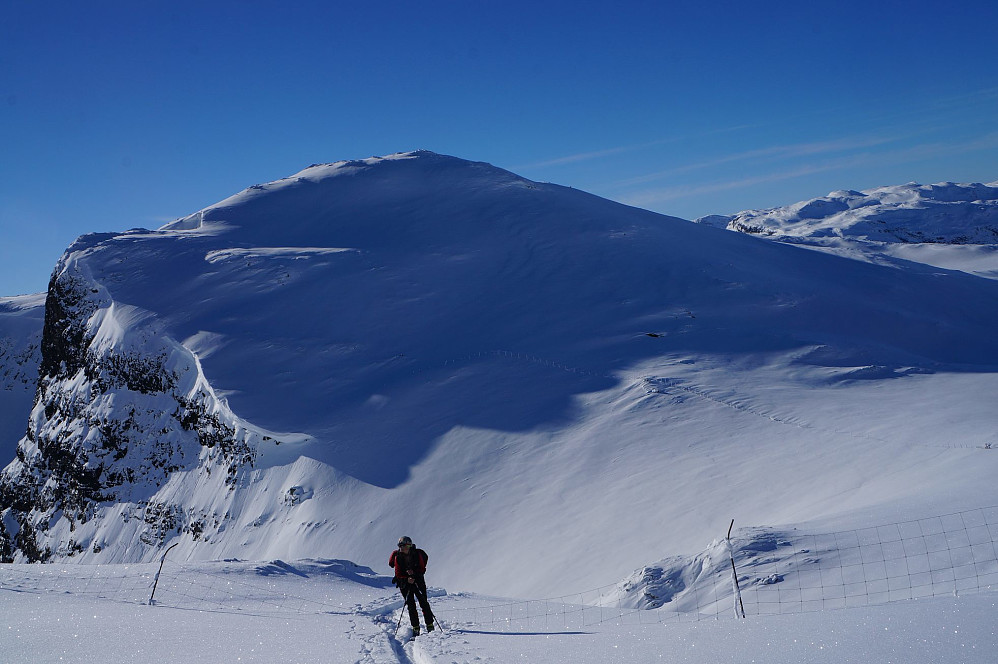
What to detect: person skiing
<box><xmin>390</xmin><ymin>535</ymin><xmax>434</xmax><ymax>635</ymax></box>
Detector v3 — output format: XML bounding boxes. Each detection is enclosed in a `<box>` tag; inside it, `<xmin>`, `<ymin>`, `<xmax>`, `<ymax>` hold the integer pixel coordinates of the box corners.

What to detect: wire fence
<box><xmin>743</xmin><ymin>506</ymin><xmax>998</xmax><ymax>616</ymax></box>
<box><xmin>0</xmin><ymin>560</ymin><xmax>361</xmax><ymax>618</ymax></box>
<box><xmin>2</xmin><ymin>506</ymin><xmax>997</xmax><ymax>633</ymax></box>
<box><xmin>428</xmin><ymin>506</ymin><xmax>998</xmax><ymax>632</ymax></box>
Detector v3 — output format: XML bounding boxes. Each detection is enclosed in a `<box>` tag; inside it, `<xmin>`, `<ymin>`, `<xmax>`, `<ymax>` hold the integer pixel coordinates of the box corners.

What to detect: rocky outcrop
<box><xmin>0</xmin><ymin>247</ymin><xmax>257</xmax><ymax>562</ymax></box>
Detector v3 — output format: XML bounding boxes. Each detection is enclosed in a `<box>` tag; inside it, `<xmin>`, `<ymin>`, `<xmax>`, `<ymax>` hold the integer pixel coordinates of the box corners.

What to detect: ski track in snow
<box><xmin>479</xmin><ymin>348</ymin><xmax>941</xmax><ymax>452</ymax></box>
<box><xmin>650</xmin><ymin>377</ymin><xmax>899</xmax><ymax>445</ymax></box>
<box><xmin>3</xmin><ymin>565</ymin><xmax>996</xmax><ymax>664</ymax></box>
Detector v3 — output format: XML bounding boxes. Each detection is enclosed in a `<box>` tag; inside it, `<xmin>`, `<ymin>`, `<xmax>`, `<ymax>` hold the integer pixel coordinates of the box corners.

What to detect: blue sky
<box><xmin>2</xmin><ymin>0</ymin><xmax>997</xmax><ymax>296</ymax></box>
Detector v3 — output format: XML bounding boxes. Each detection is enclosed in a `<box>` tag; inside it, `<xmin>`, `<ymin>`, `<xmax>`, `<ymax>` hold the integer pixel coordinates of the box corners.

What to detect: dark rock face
<box><xmin>0</xmin><ymin>294</ymin><xmax>43</xmax><ymax>491</ymax></box>
<box><xmin>0</xmin><ymin>260</ymin><xmax>255</xmax><ymax>562</ymax></box>
<box><xmin>0</xmin><ymin>326</ymin><xmax>40</xmax><ymax>395</ymax></box>
<box><xmin>39</xmin><ymin>272</ymin><xmax>97</xmax><ymax>381</ymax></box>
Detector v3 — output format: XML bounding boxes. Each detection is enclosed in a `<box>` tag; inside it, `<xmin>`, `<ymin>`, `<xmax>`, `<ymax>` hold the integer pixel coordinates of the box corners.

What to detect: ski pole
<box><xmin>411</xmin><ymin>584</ymin><xmax>441</xmax><ymax>632</ymax></box>
<box><xmin>394</xmin><ymin>587</ymin><xmax>412</xmax><ymax>636</ymax></box>
<box><xmin>429</xmin><ymin>609</ymin><xmax>444</xmax><ymax>632</ymax></box>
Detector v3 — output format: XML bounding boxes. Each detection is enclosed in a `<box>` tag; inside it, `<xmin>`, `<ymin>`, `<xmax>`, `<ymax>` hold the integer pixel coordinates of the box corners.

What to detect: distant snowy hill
<box><xmin>2</xmin><ymin>153</ymin><xmax>997</xmax><ymax>599</ymax></box>
<box><xmin>697</xmin><ymin>181</ymin><xmax>998</xmax><ymax>243</ymax></box>
<box><xmin>696</xmin><ymin>181</ymin><xmax>998</xmax><ymax>278</ymax></box>
<box><xmin>0</xmin><ymin>294</ymin><xmax>44</xmax><ymax>464</ymax></box>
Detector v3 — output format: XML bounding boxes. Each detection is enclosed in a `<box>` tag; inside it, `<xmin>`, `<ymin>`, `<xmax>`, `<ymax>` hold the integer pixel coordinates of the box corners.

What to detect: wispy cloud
<box><xmin>620</xmin><ymin>131</ymin><xmax>998</xmax><ymax>208</ymax></box>
<box><xmin>513</xmin><ymin>124</ymin><xmax>758</xmax><ymax>171</ymax></box>
<box><xmin>612</xmin><ymin>134</ymin><xmax>903</xmax><ymax>188</ymax></box>
<box><xmin>619</xmin><ymin>163</ymin><xmax>844</xmax><ymax>208</ymax></box>
<box><xmin>882</xmin><ymin>131</ymin><xmax>998</xmax><ymax>164</ymax></box>
<box><xmin>517</xmin><ymin>143</ymin><xmax>659</xmax><ymax>170</ymax></box>
<box><xmin>522</xmin><ymin>86</ymin><xmax>998</xmax><ymax>176</ymax></box>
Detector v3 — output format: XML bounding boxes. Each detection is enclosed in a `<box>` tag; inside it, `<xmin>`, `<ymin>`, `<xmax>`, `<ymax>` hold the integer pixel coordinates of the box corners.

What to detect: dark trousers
<box><xmin>399</xmin><ymin>578</ymin><xmax>433</xmax><ymax>628</ymax></box>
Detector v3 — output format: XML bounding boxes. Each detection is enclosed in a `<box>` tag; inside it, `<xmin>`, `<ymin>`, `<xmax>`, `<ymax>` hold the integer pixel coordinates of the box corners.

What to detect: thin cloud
<box><xmin>518</xmin><ymin>143</ymin><xmax>657</xmax><ymax>169</ymax></box>
<box><xmin>620</xmin><ymin>163</ymin><xmax>843</xmax><ymax>208</ymax></box>
<box><xmin>514</xmin><ymin>124</ymin><xmax>758</xmax><ymax>171</ymax></box>
<box><xmin>613</xmin><ymin>135</ymin><xmax>903</xmax><ymax>188</ymax></box>
<box><xmin>597</xmin><ymin>86</ymin><xmax>998</xmax><ymax>191</ymax></box>
<box><xmin>619</xmin><ymin>131</ymin><xmax>998</xmax><ymax>208</ymax></box>
<box><xmin>882</xmin><ymin>131</ymin><xmax>998</xmax><ymax>164</ymax></box>
<box><xmin>538</xmin><ymin>86</ymin><xmax>998</xmax><ymax>176</ymax></box>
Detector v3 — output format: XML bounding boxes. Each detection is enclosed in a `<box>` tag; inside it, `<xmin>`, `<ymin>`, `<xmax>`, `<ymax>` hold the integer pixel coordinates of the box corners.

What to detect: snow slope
<box><xmin>2</xmin><ymin>152</ymin><xmax>998</xmax><ymax>602</ymax></box>
<box><xmin>0</xmin><ymin>293</ymin><xmax>44</xmax><ymax>463</ymax></box>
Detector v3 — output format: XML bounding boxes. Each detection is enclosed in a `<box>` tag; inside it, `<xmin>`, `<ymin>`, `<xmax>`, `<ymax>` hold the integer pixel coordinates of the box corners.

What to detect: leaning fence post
<box><xmin>148</xmin><ymin>542</ymin><xmax>180</xmax><ymax>606</ymax></box>
<box><xmin>726</xmin><ymin>519</ymin><xmax>747</xmax><ymax>618</ymax></box>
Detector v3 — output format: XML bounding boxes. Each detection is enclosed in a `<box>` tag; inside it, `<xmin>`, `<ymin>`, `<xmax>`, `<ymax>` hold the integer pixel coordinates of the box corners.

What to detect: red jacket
<box><xmin>390</xmin><ymin>548</ymin><xmax>428</xmax><ymax>581</ymax></box>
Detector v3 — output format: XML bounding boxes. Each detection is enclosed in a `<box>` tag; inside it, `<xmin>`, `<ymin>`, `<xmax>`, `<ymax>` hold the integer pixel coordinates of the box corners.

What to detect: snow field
<box><xmin>2</xmin><ymin>559</ymin><xmax>996</xmax><ymax>663</ymax></box>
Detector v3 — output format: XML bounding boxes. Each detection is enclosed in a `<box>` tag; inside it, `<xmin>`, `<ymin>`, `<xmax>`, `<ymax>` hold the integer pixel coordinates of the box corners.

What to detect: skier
<box><xmin>390</xmin><ymin>535</ymin><xmax>434</xmax><ymax>635</ymax></box>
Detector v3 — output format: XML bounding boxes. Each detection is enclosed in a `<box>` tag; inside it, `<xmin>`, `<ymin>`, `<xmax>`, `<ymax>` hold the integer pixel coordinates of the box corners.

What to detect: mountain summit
<box><xmin>2</xmin><ymin>152</ymin><xmax>997</xmax><ymax>596</ymax></box>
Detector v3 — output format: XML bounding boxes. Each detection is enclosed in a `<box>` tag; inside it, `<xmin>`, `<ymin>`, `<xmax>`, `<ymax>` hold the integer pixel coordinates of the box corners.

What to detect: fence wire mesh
<box><xmin>742</xmin><ymin>506</ymin><xmax>998</xmax><ymax>616</ymax></box>
<box><xmin>2</xmin><ymin>505</ymin><xmax>996</xmax><ymax>633</ymax></box>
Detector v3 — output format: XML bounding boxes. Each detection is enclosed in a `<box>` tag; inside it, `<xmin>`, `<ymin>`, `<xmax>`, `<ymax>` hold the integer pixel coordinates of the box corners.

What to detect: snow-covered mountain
<box><xmin>696</xmin><ymin>181</ymin><xmax>998</xmax><ymax>279</ymax></box>
<box><xmin>2</xmin><ymin>152</ymin><xmax>997</xmax><ymax>599</ymax></box>
<box><xmin>698</xmin><ymin>181</ymin><xmax>998</xmax><ymax>243</ymax></box>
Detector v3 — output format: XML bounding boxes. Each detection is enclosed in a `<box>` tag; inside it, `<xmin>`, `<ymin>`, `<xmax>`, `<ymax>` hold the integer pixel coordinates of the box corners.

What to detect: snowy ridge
<box><xmin>699</xmin><ymin>180</ymin><xmax>998</xmax><ymax>244</ymax></box>
<box><xmin>1</xmin><ymin>152</ymin><xmax>998</xmax><ymax>604</ymax></box>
